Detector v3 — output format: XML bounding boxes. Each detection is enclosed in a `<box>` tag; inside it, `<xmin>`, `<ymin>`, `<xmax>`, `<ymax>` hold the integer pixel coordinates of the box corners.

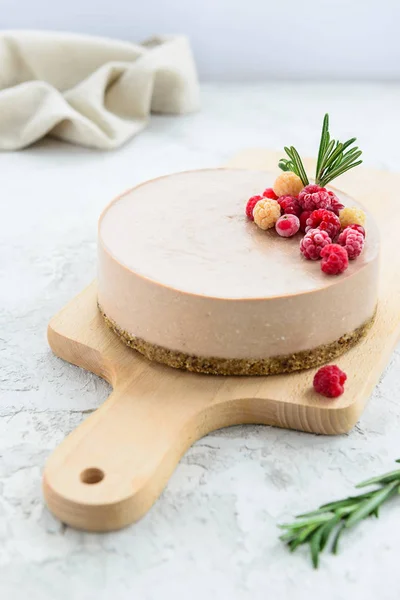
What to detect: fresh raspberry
<box><xmin>299</xmin><ymin>210</ymin><xmax>312</xmax><ymax>233</ymax></box>
<box><xmin>278</xmin><ymin>195</ymin><xmax>302</xmax><ymax>217</ymax></box>
<box><xmin>313</xmin><ymin>365</ymin><xmax>347</xmax><ymax>398</ymax></box>
<box><xmin>253</xmin><ymin>199</ymin><xmax>281</xmax><ymax>230</ymax></box>
<box><xmin>298</xmin><ymin>184</ymin><xmax>332</xmax><ymax>211</ymax></box>
<box><xmin>246</xmin><ymin>195</ymin><xmax>263</xmax><ymax>220</ymax></box>
<box><xmin>327</xmin><ymin>191</ymin><xmax>344</xmax><ymax>216</ymax></box>
<box><xmin>339</xmin><ymin>206</ymin><xmax>366</xmax><ymax>229</ymax></box>
<box><xmin>263</xmin><ymin>188</ymin><xmax>278</xmax><ymax>200</ymax></box>
<box><xmin>338</xmin><ymin>227</ymin><xmax>365</xmax><ymax>260</ymax></box>
<box><xmin>306</xmin><ymin>209</ymin><xmax>341</xmax><ymax>239</ymax></box>
<box><xmin>345</xmin><ymin>223</ymin><xmax>365</xmax><ymax>238</ymax></box>
<box><xmin>275</xmin><ymin>214</ymin><xmax>300</xmax><ymax>237</ymax></box>
<box><xmin>273</xmin><ymin>172</ymin><xmax>304</xmax><ymax>197</ymax></box>
<box><xmin>320</xmin><ymin>244</ymin><xmax>349</xmax><ymax>275</ymax></box>
<box><xmin>300</xmin><ymin>228</ymin><xmax>332</xmax><ymax>260</ymax></box>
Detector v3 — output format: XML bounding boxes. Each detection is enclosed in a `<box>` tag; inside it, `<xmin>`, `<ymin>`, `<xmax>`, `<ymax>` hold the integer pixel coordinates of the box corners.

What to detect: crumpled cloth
<box><xmin>0</xmin><ymin>30</ymin><xmax>200</xmax><ymax>150</ymax></box>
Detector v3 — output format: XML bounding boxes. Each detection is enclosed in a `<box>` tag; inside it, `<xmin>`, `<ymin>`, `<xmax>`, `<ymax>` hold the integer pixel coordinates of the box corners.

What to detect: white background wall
<box><xmin>1</xmin><ymin>0</ymin><xmax>400</xmax><ymax>80</ymax></box>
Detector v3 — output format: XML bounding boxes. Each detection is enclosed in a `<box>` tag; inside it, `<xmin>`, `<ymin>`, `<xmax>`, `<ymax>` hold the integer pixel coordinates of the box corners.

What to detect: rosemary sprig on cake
<box><xmin>246</xmin><ymin>113</ymin><xmax>366</xmax><ymax>277</ymax></box>
<box><xmin>279</xmin><ymin>459</ymin><xmax>400</xmax><ymax>568</ymax></box>
<box><xmin>278</xmin><ymin>147</ymin><xmax>309</xmax><ymax>186</ymax></box>
<box><xmin>315</xmin><ymin>113</ymin><xmax>363</xmax><ymax>186</ymax></box>
<box><xmin>277</xmin><ymin>113</ymin><xmax>363</xmax><ymax>188</ymax></box>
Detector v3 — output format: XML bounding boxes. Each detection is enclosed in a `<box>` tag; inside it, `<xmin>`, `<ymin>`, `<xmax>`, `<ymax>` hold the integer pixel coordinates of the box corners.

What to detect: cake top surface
<box><xmin>99</xmin><ymin>169</ymin><xmax>379</xmax><ymax>299</ymax></box>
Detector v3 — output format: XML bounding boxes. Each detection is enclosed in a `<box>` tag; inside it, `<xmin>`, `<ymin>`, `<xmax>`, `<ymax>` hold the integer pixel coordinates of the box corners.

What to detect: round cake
<box><xmin>97</xmin><ymin>168</ymin><xmax>379</xmax><ymax>375</ymax></box>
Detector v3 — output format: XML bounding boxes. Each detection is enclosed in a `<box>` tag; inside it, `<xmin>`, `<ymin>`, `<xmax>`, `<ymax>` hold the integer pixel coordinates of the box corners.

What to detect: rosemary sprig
<box><xmin>278</xmin><ymin>146</ymin><xmax>309</xmax><ymax>186</ymax></box>
<box><xmin>315</xmin><ymin>113</ymin><xmax>362</xmax><ymax>187</ymax></box>
<box><xmin>279</xmin><ymin>459</ymin><xmax>400</xmax><ymax>568</ymax></box>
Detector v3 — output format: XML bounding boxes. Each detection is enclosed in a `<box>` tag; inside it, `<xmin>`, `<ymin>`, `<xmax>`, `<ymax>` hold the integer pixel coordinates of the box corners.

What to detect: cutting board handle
<box><xmin>42</xmin><ymin>382</ymin><xmax>247</xmax><ymax>531</ymax></box>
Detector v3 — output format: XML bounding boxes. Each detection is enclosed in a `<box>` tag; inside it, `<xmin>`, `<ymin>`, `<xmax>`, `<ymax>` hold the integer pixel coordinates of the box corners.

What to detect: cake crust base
<box><xmin>99</xmin><ymin>303</ymin><xmax>376</xmax><ymax>376</ymax></box>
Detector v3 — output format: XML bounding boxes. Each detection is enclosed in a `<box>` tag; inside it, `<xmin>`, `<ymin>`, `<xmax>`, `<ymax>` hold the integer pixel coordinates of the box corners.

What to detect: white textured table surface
<box><xmin>2</xmin><ymin>83</ymin><xmax>400</xmax><ymax>600</ymax></box>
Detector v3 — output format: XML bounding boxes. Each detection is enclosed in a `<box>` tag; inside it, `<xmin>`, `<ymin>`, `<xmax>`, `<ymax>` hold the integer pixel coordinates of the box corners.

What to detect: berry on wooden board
<box><xmin>313</xmin><ymin>365</ymin><xmax>347</xmax><ymax>398</ymax></box>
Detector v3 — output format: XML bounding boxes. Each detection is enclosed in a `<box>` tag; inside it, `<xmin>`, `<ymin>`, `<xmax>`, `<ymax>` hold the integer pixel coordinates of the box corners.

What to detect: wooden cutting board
<box><xmin>43</xmin><ymin>150</ymin><xmax>400</xmax><ymax>532</ymax></box>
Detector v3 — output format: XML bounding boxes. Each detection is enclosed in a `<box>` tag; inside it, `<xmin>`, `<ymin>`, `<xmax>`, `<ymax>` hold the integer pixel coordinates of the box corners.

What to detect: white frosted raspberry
<box><xmin>273</xmin><ymin>172</ymin><xmax>304</xmax><ymax>197</ymax></box>
<box><xmin>339</xmin><ymin>206</ymin><xmax>366</xmax><ymax>229</ymax></box>
<box><xmin>253</xmin><ymin>199</ymin><xmax>281</xmax><ymax>230</ymax></box>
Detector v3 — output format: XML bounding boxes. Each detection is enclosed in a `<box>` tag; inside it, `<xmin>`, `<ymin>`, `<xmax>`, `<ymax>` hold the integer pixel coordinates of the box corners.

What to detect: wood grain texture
<box><xmin>43</xmin><ymin>150</ymin><xmax>400</xmax><ymax>531</ymax></box>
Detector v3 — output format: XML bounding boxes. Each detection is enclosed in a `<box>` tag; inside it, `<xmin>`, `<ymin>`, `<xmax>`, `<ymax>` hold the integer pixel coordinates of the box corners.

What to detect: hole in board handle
<box><xmin>80</xmin><ymin>468</ymin><xmax>105</xmax><ymax>484</ymax></box>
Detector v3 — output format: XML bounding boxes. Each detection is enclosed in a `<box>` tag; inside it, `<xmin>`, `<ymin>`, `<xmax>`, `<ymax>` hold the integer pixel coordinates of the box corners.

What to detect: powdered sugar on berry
<box><xmin>300</xmin><ymin>228</ymin><xmax>332</xmax><ymax>260</ymax></box>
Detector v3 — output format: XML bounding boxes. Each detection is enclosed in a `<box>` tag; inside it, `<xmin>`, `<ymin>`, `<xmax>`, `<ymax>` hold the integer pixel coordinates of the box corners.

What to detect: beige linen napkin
<box><xmin>0</xmin><ymin>30</ymin><xmax>200</xmax><ymax>150</ymax></box>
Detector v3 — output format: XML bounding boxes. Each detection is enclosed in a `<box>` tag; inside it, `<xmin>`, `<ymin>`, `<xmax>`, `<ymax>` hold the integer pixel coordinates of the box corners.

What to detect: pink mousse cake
<box><xmin>97</xmin><ymin>168</ymin><xmax>379</xmax><ymax>375</ymax></box>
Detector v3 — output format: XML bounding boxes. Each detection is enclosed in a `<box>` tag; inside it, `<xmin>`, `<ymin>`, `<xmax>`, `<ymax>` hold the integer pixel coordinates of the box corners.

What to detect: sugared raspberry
<box><xmin>320</xmin><ymin>244</ymin><xmax>349</xmax><ymax>275</ymax></box>
<box><xmin>300</xmin><ymin>228</ymin><xmax>332</xmax><ymax>260</ymax></box>
<box><xmin>273</xmin><ymin>172</ymin><xmax>304</xmax><ymax>198</ymax></box>
<box><xmin>339</xmin><ymin>206</ymin><xmax>366</xmax><ymax>229</ymax></box>
<box><xmin>263</xmin><ymin>188</ymin><xmax>278</xmax><ymax>200</ymax></box>
<box><xmin>313</xmin><ymin>365</ymin><xmax>347</xmax><ymax>398</ymax></box>
<box><xmin>246</xmin><ymin>195</ymin><xmax>263</xmax><ymax>220</ymax></box>
<box><xmin>278</xmin><ymin>195</ymin><xmax>302</xmax><ymax>217</ymax></box>
<box><xmin>338</xmin><ymin>227</ymin><xmax>365</xmax><ymax>260</ymax></box>
<box><xmin>327</xmin><ymin>191</ymin><xmax>344</xmax><ymax>216</ymax></box>
<box><xmin>253</xmin><ymin>199</ymin><xmax>281</xmax><ymax>230</ymax></box>
<box><xmin>306</xmin><ymin>209</ymin><xmax>341</xmax><ymax>239</ymax></box>
<box><xmin>275</xmin><ymin>214</ymin><xmax>300</xmax><ymax>238</ymax></box>
<box><xmin>346</xmin><ymin>223</ymin><xmax>366</xmax><ymax>238</ymax></box>
<box><xmin>299</xmin><ymin>210</ymin><xmax>312</xmax><ymax>233</ymax></box>
<box><xmin>298</xmin><ymin>184</ymin><xmax>331</xmax><ymax>211</ymax></box>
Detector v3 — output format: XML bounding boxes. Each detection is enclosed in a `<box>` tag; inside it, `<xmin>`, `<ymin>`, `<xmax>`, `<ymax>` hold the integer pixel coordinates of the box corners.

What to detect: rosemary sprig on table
<box><xmin>315</xmin><ymin>113</ymin><xmax>363</xmax><ymax>187</ymax></box>
<box><xmin>279</xmin><ymin>459</ymin><xmax>400</xmax><ymax>568</ymax></box>
<box><xmin>278</xmin><ymin>146</ymin><xmax>309</xmax><ymax>187</ymax></box>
